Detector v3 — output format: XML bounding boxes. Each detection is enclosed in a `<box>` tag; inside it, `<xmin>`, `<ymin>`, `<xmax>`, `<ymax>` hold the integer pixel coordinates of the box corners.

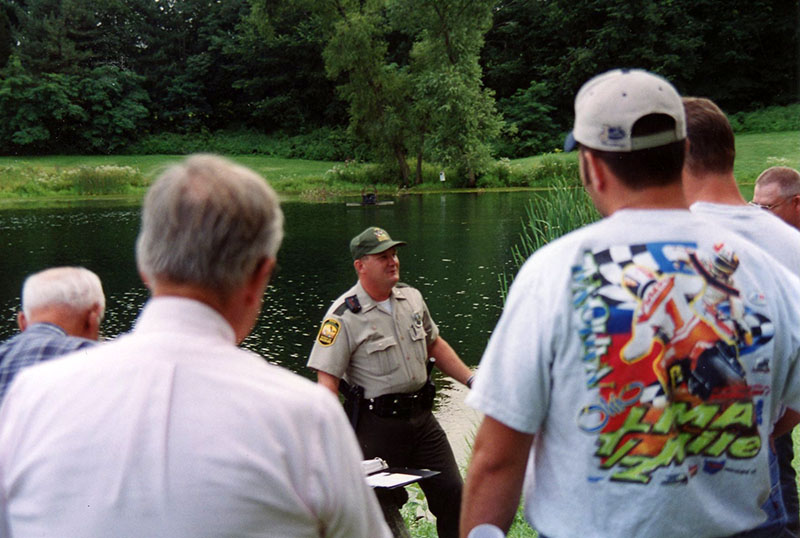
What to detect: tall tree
<box><xmin>1</xmin><ymin>0</ymin><xmax>149</xmax><ymax>153</ymax></box>
<box><xmin>394</xmin><ymin>0</ymin><xmax>502</xmax><ymax>187</ymax></box>
<box><xmin>224</xmin><ymin>1</ymin><xmax>344</xmax><ymax>132</ymax></box>
<box><xmin>0</xmin><ymin>5</ymin><xmax>11</xmax><ymax>69</ymax></box>
<box><xmin>128</xmin><ymin>0</ymin><xmax>251</xmax><ymax>133</ymax></box>
<box><xmin>315</xmin><ymin>0</ymin><xmax>416</xmax><ymax>186</ymax></box>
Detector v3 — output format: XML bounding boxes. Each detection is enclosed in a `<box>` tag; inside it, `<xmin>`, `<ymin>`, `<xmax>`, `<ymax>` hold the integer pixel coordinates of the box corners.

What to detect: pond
<box><xmin>0</xmin><ymin>191</ymin><xmax>540</xmax><ymax>462</ymax></box>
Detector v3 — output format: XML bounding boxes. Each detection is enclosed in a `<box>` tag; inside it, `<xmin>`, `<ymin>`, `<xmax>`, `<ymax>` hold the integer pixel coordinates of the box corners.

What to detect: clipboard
<box><xmin>362</xmin><ymin>458</ymin><xmax>440</xmax><ymax>489</ymax></box>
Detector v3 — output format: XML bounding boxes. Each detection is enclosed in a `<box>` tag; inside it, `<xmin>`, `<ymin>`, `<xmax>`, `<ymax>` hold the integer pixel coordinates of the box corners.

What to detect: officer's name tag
<box><xmin>317</xmin><ymin>318</ymin><xmax>341</xmax><ymax>346</ymax></box>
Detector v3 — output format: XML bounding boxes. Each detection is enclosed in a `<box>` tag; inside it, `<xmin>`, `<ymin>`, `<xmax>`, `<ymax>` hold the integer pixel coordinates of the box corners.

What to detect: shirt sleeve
<box><xmin>307</xmin><ymin>313</ymin><xmax>352</xmax><ymax>379</ymax></box>
<box><xmin>309</xmin><ymin>391</ymin><xmax>392</xmax><ymax>538</ymax></box>
<box><xmin>420</xmin><ymin>294</ymin><xmax>439</xmax><ymax>344</ymax></box>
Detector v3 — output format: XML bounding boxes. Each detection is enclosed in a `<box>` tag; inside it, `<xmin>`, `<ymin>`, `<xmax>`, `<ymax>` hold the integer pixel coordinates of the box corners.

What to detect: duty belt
<box><xmin>364</xmin><ymin>383</ymin><xmax>435</xmax><ymax>419</ymax></box>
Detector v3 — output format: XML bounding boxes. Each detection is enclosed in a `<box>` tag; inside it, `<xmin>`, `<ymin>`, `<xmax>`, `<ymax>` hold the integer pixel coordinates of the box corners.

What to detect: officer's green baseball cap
<box><xmin>350</xmin><ymin>227</ymin><xmax>407</xmax><ymax>260</ymax></box>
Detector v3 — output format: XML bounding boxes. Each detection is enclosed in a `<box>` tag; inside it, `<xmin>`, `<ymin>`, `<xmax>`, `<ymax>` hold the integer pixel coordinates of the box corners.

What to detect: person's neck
<box><xmin>682</xmin><ymin>170</ymin><xmax>746</xmax><ymax>206</ymax></box>
<box><xmin>25</xmin><ymin>306</ymin><xmax>90</xmax><ymax>338</ymax></box>
<box><xmin>610</xmin><ymin>182</ymin><xmax>689</xmax><ymax>213</ymax></box>
<box><xmin>150</xmin><ymin>282</ymin><xmax>242</xmax><ymax>339</ymax></box>
<box><xmin>360</xmin><ymin>279</ymin><xmax>393</xmax><ymax>302</ymax></box>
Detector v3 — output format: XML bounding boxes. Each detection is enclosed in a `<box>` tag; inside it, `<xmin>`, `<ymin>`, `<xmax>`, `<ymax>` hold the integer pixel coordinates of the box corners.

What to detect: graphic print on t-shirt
<box><xmin>572</xmin><ymin>241</ymin><xmax>774</xmax><ymax>485</ymax></box>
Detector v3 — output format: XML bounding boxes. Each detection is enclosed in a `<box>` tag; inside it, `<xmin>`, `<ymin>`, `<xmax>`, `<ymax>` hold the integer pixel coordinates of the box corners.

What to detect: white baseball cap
<box><xmin>564</xmin><ymin>68</ymin><xmax>686</xmax><ymax>152</ymax></box>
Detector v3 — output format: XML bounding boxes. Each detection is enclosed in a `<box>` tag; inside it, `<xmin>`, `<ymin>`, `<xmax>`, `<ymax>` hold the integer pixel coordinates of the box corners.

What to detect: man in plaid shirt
<box><xmin>0</xmin><ymin>266</ymin><xmax>105</xmax><ymax>403</ymax></box>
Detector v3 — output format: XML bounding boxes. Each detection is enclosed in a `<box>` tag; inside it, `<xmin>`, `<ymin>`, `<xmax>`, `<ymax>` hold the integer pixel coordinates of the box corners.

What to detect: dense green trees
<box><xmin>483</xmin><ymin>0</ymin><xmax>800</xmax><ymax>155</ymax></box>
<box><xmin>0</xmin><ymin>0</ymin><xmax>797</xmax><ymax>183</ymax></box>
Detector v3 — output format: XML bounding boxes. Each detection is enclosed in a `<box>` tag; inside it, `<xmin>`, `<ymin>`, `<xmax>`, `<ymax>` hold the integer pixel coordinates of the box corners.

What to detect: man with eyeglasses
<box><xmin>682</xmin><ymin>96</ymin><xmax>800</xmax><ymax>536</ymax></box>
<box><xmin>753</xmin><ymin>167</ymin><xmax>800</xmax><ymax>230</ymax></box>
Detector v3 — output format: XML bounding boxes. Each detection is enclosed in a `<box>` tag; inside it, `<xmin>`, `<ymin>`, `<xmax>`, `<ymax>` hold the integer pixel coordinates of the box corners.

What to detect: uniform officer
<box><xmin>308</xmin><ymin>226</ymin><xmax>474</xmax><ymax>538</ymax></box>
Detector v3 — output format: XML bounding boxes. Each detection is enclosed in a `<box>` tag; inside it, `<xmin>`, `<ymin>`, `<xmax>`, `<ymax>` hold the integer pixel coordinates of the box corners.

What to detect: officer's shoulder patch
<box><xmin>334</xmin><ymin>294</ymin><xmax>361</xmax><ymax>315</ymax></box>
<box><xmin>317</xmin><ymin>318</ymin><xmax>341</xmax><ymax>346</ymax></box>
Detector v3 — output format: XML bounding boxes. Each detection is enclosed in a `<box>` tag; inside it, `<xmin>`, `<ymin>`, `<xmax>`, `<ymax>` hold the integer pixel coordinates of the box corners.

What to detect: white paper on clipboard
<box><xmin>365</xmin><ymin>471</ymin><xmax>421</xmax><ymax>489</ymax></box>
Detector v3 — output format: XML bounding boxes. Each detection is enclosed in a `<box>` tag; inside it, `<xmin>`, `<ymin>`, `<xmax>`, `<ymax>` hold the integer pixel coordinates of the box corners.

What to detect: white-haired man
<box><xmin>0</xmin><ymin>266</ymin><xmax>104</xmax><ymax>402</ymax></box>
<box><xmin>0</xmin><ymin>154</ymin><xmax>390</xmax><ymax>538</ymax></box>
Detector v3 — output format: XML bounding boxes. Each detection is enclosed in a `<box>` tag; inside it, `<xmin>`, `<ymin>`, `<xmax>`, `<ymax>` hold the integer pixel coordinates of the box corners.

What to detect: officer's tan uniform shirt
<box><xmin>308</xmin><ymin>281</ymin><xmax>439</xmax><ymax>399</ymax></box>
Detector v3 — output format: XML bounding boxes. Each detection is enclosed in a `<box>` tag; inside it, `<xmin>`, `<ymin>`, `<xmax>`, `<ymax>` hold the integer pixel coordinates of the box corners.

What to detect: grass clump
<box><xmin>69</xmin><ymin>166</ymin><xmax>147</xmax><ymax>195</ymax></box>
<box><xmin>0</xmin><ymin>164</ymin><xmax>146</xmax><ymax>197</ymax></box>
<box><xmin>500</xmin><ymin>175</ymin><xmax>600</xmax><ymax>299</ymax></box>
<box><xmin>401</xmin><ymin>483</ymin><xmax>538</xmax><ymax>537</ymax></box>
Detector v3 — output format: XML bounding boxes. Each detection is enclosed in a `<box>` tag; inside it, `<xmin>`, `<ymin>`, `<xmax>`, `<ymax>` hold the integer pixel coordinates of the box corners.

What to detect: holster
<box><xmin>339</xmin><ymin>379</ymin><xmax>364</xmax><ymax>430</ymax></box>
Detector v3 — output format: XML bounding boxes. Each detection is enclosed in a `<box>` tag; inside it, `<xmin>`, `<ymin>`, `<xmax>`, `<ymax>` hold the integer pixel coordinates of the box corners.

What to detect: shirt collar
<box><xmin>353</xmin><ymin>281</ymin><xmax>407</xmax><ymax>313</ymax></box>
<box><xmin>133</xmin><ymin>296</ymin><xmax>236</xmax><ymax>344</ymax></box>
<box><xmin>25</xmin><ymin>322</ymin><xmax>68</xmax><ymax>337</ymax></box>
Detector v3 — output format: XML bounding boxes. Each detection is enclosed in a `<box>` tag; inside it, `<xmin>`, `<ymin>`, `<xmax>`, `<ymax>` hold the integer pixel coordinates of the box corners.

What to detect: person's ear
<box><xmin>582</xmin><ymin>150</ymin><xmax>607</xmax><ymax>193</ymax></box>
<box><xmin>138</xmin><ymin>270</ymin><xmax>152</xmax><ymax>290</ymax></box>
<box><xmin>17</xmin><ymin>311</ymin><xmax>27</xmax><ymax>332</ymax></box>
<box><xmin>354</xmin><ymin>258</ymin><xmax>363</xmax><ymax>274</ymax></box>
<box><xmin>258</xmin><ymin>257</ymin><xmax>276</xmax><ymax>287</ymax></box>
<box><xmin>84</xmin><ymin>304</ymin><xmax>103</xmax><ymax>341</ymax></box>
<box><xmin>245</xmin><ymin>257</ymin><xmax>275</xmax><ymax>305</ymax></box>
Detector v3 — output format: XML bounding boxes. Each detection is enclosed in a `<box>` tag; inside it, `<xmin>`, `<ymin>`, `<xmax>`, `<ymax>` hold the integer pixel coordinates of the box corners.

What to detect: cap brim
<box><xmin>564</xmin><ymin>132</ymin><xmax>578</xmax><ymax>152</ymax></box>
<box><xmin>366</xmin><ymin>240</ymin><xmax>407</xmax><ymax>256</ymax></box>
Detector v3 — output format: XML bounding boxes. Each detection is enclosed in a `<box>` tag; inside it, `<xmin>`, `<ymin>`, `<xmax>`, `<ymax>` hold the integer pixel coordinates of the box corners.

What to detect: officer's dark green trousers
<box><xmin>356</xmin><ymin>403</ymin><xmax>462</xmax><ymax>538</ymax></box>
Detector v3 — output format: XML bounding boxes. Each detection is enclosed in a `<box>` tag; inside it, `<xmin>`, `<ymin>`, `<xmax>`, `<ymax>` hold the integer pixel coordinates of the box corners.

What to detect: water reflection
<box><xmin>0</xmin><ymin>192</ymin><xmax>536</xmax><ymax>462</ymax></box>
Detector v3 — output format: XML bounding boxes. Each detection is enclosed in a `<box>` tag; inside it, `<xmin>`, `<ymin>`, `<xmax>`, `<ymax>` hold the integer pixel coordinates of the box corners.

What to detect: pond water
<box><xmin>0</xmin><ymin>191</ymin><xmax>541</xmax><ymax>462</ymax></box>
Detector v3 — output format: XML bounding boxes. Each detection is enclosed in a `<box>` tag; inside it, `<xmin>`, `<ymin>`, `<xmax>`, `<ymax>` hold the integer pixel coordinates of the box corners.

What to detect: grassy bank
<box><xmin>0</xmin><ymin>130</ymin><xmax>797</xmax><ymax>202</ymax></box>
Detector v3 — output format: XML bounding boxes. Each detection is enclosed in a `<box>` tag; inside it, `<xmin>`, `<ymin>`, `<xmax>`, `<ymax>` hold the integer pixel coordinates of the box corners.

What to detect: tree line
<box><xmin>0</xmin><ymin>0</ymin><xmax>797</xmax><ymax>186</ymax></box>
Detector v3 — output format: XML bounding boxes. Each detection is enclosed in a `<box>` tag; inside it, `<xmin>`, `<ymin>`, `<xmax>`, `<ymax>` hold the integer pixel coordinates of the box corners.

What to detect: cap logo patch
<box><xmin>373</xmin><ymin>228</ymin><xmax>390</xmax><ymax>241</ymax></box>
<box><xmin>601</xmin><ymin>125</ymin><xmax>626</xmax><ymax>146</ymax></box>
<box><xmin>317</xmin><ymin>318</ymin><xmax>341</xmax><ymax>346</ymax></box>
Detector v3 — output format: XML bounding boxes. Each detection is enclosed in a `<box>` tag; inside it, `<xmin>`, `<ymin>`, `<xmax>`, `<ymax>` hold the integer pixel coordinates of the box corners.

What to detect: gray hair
<box><xmin>756</xmin><ymin>166</ymin><xmax>800</xmax><ymax>196</ymax></box>
<box><xmin>136</xmin><ymin>154</ymin><xmax>284</xmax><ymax>293</ymax></box>
<box><xmin>22</xmin><ymin>267</ymin><xmax>105</xmax><ymax>319</ymax></box>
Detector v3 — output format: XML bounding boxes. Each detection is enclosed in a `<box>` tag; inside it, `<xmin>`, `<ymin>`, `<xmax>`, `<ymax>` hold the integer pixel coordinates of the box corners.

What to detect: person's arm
<box><xmin>317</xmin><ymin>370</ymin><xmax>341</xmax><ymax>398</ymax></box>
<box><xmin>460</xmin><ymin>416</ymin><xmax>534</xmax><ymax>538</ymax></box>
<box><xmin>773</xmin><ymin>407</ymin><xmax>800</xmax><ymax>438</ymax></box>
<box><xmin>427</xmin><ymin>336</ymin><xmax>473</xmax><ymax>387</ymax></box>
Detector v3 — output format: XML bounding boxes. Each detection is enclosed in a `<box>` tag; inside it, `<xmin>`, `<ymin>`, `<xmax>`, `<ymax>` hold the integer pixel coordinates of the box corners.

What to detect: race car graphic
<box><xmin>572</xmin><ymin>242</ymin><xmax>773</xmax><ymax>485</ymax></box>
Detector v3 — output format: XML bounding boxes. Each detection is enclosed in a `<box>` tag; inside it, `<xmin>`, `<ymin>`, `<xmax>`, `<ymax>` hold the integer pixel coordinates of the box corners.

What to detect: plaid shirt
<box><xmin>0</xmin><ymin>323</ymin><xmax>95</xmax><ymax>404</ymax></box>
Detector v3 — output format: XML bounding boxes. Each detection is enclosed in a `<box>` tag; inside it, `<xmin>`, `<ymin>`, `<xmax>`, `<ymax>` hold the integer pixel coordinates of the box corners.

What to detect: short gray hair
<box><xmin>136</xmin><ymin>154</ymin><xmax>284</xmax><ymax>293</ymax></box>
<box><xmin>756</xmin><ymin>166</ymin><xmax>800</xmax><ymax>196</ymax></box>
<box><xmin>22</xmin><ymin>267</ymin><xmax>105</xmax><ymax>319</ymax></box>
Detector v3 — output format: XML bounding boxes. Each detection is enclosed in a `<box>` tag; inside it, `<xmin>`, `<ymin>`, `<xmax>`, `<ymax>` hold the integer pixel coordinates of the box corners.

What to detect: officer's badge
<box><xmin>317</xmin><ymin>318</ymin><xmax>341</xmax><ymax>346</ymax></box>
<box><xmin>413</xmin><ymin>312</ymin><xmax>423</xmax><ymax>327</ymax></box>
<box><xmin>374</xmin><ymin>228</ymin><xmax>390</xmax><ymax>241</ymax></box>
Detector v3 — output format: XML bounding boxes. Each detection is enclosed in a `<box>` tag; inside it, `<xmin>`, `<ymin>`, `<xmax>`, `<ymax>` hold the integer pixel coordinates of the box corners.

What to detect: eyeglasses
<box><xmin>749</xmin><ymin>196</ymin><xmax>795</xmax><ymax>211</ymax></box>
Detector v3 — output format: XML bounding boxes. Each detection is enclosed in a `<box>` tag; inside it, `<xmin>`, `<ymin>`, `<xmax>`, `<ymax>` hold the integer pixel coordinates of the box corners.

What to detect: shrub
<box><xmin>729</xmin><ymin>103</ymin><xmax>800</xmax><ymax>133</ymax></box>
<box><xmin>70</xmin><ymin>166</ymin><xmax>146</xmax><ymax>195</ymax></box>
<box><xmin>501</xmin><ymin>154</ymin><xmax>579</xmax><ymax>187</ymax></box>
<box><xmin>126</xmin><ymin>127</ymin><xmax>362</xmax><ymax>161</ymax></box>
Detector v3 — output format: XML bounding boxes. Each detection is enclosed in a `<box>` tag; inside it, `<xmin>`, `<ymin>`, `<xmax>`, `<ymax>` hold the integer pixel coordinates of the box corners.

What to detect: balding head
<box><xmin>753</xmin><ymin>166</ymin><xmax>800</xmax><ymax>230</ymax></box>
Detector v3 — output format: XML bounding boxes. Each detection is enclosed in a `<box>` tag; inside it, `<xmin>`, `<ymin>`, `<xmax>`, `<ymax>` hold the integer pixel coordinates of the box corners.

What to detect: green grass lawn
<box><xmin>734</xmin><ymin>131</ymin><xmax>800</xmax><ymax>193</ymax></box>
<box><xmin>0</xmin><ymin>131</ymin><xmax>796</xmax><ymax>202</ymax></box>
<box><xmin>0</xmin><ymin>154</ymin><xmax>337</xmax><ymax>183</ymax></box>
